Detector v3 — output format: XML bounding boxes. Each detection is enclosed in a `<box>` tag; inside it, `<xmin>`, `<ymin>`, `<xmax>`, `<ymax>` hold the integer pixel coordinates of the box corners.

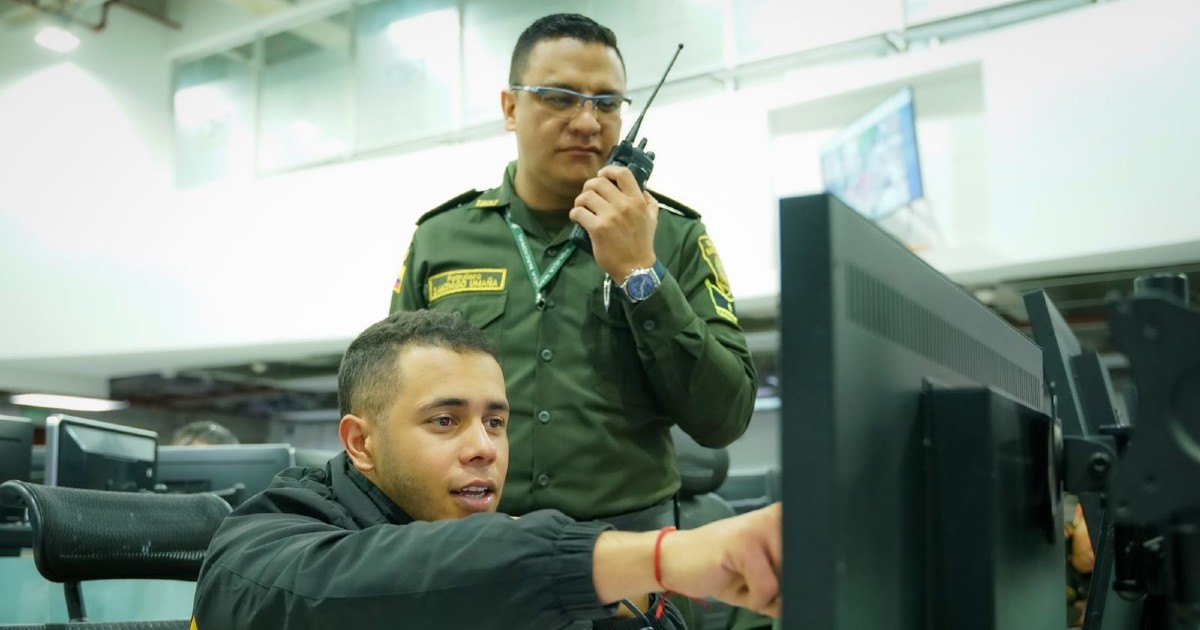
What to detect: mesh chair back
<box><xmin>0</xmin><ymin>480</ymin><xmax>230</xmax><ymax>583</ymax></box>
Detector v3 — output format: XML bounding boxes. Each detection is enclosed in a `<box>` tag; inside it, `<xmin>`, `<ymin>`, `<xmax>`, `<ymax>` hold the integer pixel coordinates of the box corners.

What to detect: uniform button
<box><xmin>546</xmin><ymin>247</ymin><xmax>558</xmax><ymax>257</ymax></box>
<box><xmin>540</xmin><ymin>348</ymin><xmax>554</xmax><ymax>362</ymax></box>
<box><xmin>452</xmin><ymin>310</ymin><xmax>462</xmax><ymax>318</ymax></box>
<box><xmin>545</xmin><ymin>298</ymin><xmax>556</xmax><ymax>309</ymax></box>
<box><xmin>537</xmin><ymin>473</ymin><xmax>550</xmax><ymax>487</ymax></box>
<box><xmin>537</xmin><ymin>410</ymin><xmax>551</xmax><ymax>424</ymax></box>
<box><xmin>643</xmin><ymin>319</ymin><xmax>656</xmax><ymax>331</ymax></box>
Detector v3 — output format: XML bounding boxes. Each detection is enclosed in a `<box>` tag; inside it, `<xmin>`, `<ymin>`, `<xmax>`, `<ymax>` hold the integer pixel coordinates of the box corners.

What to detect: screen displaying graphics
<box><xmin>820</xmin><ymin>86</ymin><xmax>923</xmax><ymax>221</ymax></box>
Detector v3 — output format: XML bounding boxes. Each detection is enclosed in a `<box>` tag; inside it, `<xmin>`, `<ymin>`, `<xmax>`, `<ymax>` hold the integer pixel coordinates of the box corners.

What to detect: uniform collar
<box><xmin>476</xmin><ymin>161</ymin><xmax>573</xmax><ymax>245</ymax></box>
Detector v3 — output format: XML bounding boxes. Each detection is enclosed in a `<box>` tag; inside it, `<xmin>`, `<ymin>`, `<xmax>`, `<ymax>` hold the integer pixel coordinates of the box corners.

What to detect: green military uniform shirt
<box><xmin>390</xmin><ymin>161</ymin><xmax>757</xmax><ymax>520</ymax></box>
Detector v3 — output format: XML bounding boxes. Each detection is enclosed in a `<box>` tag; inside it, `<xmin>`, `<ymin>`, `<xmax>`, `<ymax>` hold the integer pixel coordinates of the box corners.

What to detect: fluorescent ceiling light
<box><xmin>10</xmin><ymin>393</ymin><xmax>129</xmax><ymax>412</ymax></box>
<box><xmin>35</xmin><ymin>26</ymin><xmax>80</xmax><ymax>53</ymax></box>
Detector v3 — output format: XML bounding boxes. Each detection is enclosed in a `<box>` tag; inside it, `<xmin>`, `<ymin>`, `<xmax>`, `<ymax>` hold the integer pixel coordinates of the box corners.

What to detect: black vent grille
<box><xmin>846</xmin><ymin>265</ymin><xmax>1042</xmax><ymax>408</ymax></box>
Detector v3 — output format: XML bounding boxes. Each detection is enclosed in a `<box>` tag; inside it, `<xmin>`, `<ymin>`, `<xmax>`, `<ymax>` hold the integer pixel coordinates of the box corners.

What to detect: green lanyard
<box><xmin>503</xmin><ymin>211</ymin><xmax>577</xmax><ymax>308</ymax></box>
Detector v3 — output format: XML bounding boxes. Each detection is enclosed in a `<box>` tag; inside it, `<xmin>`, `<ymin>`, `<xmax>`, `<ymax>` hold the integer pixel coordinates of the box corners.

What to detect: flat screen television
<box><xmin>44</xmin><ymin>414</ymin><xmax>158</xmax><ymax>492</ymax></box>
<box><xmin>819</xmin><ymin>86</ymin><xmax>924</xmax><ymax>221</ymax></box>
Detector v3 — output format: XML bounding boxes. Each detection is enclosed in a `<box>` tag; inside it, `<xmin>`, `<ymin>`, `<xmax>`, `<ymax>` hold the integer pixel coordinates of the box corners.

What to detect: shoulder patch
<box><xmin>416</xmin><ymin>189</ymin><xmax>485</xmax><ymax>225</ymax></box>
<box><xmin>648</xmin><ymin>189</ymin><xmax>701</xmax><ymax>219</ymax></box>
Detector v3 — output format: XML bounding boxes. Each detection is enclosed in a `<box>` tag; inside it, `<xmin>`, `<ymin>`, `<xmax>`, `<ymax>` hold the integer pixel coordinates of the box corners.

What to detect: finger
<box><xmin>642</xmin><ymin>191</ymin><xmax>659</xmax><ymax>214</ymax></box>
<box><xmin>581</xmin><ymin>174</ymin><xmax>622</xmax><ymax>203</ymax></box>
<box><xmin>576</xmin><ymin>181</ymin><xmax>624</xmax><ymax>211</ymax></box>
<box><xmin>569</xmin><ymin>206</ymin><xmax>600</xmax><ymax>232</ymax></box>
<box><xmin>763</xmin><ymin>504</ymin><xmax>783</xmax><ymax>571</ymax></box>
<box><xmin>760</xmin><ymin>596</ymin><xmax>781</xmax><ymax>618</ymax></box>
<box><xmin>597</xmin><ymin>164</ymin><xmax>640</xmax><ymax>194</ymax></box>
<box><xmin>737</xmin><ymin>538</ymin><xmax>781</xmax><ymax>614</ymax></box>
<box><xmin>573</xmin><ymin>189</ymin><xmax>607</xmax><ymax>215</ymax></box>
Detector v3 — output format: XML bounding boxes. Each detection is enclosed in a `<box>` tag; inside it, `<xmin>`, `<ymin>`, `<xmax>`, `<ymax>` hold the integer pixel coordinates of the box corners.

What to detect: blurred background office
<box><xmin>0</xmin><ymin>0</ymin><xmax>1197</xmax><ymax>625</ymax></box>
<box><xmin>2</xmin><ymin>0</ymin><xmax>1196</xmax><ymax>469</ymax></box>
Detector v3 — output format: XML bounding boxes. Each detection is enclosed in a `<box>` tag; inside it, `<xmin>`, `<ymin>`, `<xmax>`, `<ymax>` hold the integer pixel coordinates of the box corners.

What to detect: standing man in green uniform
<box><xmin>390</xmin><ymin>13</ymin><xmax>756</xmax><ymax>533</ymax></box>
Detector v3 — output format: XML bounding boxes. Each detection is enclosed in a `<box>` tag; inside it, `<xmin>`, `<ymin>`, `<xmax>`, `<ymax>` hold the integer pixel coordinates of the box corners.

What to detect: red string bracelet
<box><xmin>653</xmin><ymin>526</ymin><xmax>676</xmax><ymax>590</ymax></box>
<box><xmin>653</xmin><ymin>526</ymin><xmax>677</xmax><ymax>619</ymax></box>
<box><xmin>651</xmin><ymin>526</ymin><xmax>711</xmax><ymax>620</ymax></box>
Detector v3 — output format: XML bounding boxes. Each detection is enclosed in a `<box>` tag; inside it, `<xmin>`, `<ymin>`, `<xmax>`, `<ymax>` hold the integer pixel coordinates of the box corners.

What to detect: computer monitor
<box><xmin>45</xmin><ymin>414</ymin><xmax>158</xmax><ymax>492</ymax></box>
<box><xmin>0</xmin><ymin>415</ymin><xmax>34</xmax><ymax>522</ymax></box>
<box><xmin>157</xmin><ymin>444</ymin><xmax>296</xmax><ymax>507</ymax></box>
<box><xmin>778</xmin><ymin>193</ymin><xmax>1063</xmax><ymax>630</ymax></box>
<box><xmin>819</xmin><ymin>86</ymin><xmax>924</xmax><ymax>221</ymax></box>
<box><xmin>292</xmin><ymin>447</ymin><xmax>339</xmax><ymax>469</ymax></box>
<box><xmin>1024</xmin><ymin>289</ymin><xmax>1125</xmax><ymax>438</ymax></box>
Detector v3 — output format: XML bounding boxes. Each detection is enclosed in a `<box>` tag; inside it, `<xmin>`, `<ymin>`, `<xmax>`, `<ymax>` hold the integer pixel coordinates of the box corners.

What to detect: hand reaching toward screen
<box><xmin>592</xmin><ymin>502</ymin><xmax>783</xmax><ymax>618</ymax></box>
<box><xmin>659</xmin><ymin>502</ymin><xmax>782</xmax><ymax>617</ymax></box>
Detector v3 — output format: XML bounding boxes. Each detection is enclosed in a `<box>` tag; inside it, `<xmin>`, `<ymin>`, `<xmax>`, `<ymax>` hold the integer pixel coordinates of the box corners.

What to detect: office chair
<box><xmin>672</xmin><ymin>428</ymin><xmax>739</xmax><ymax>630</ymax></box>
<box><xmin>207</xmin><ymin>483</ymin><xmax>245</xmax><ymax>508</ymax></box>
<box><xmin>0</xmin><ymin>480</ymin><xmax>231</xmax><ymax>628</ymax></box>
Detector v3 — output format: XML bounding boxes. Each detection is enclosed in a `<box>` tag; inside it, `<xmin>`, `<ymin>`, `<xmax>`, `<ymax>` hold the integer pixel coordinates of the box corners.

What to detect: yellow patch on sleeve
<box><xmin>706</xmin><ymin>280</ymin><xmax>738</xmax><ymax>324</ymax></box>
<box><xmin>392</xmin><ymin>262</ymin><xmax>406</xmax><ymax>294</ymax></box>
<box><xmin>474</xmin><ymin>198</ymin><xmax>501</xmax><ymax>207</ymax></box>
<box><xmin>428</xmin><ymin>268</ymin><xmax>508</xmax><ymax>302</ymax></box>
<box><xmin>697</xmin><ymin>235</ymin><xmax>732</xmax><ymax>296</ymax></box>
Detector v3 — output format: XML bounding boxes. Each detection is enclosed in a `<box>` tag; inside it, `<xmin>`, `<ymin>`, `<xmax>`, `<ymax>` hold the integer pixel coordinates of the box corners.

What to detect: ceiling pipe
<box><xmin>15</xmin><ymin>0</ymin><xmax>180</xmax><ymax>32</ymax></box>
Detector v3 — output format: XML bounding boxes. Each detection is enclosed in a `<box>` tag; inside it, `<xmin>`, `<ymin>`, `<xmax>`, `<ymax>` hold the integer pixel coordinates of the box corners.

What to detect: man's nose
<box><xmin>568</xmin><ymin>102</ymin><xmax>602</xmax><ymax>133</ymax></box>
<box><xmin>460</xmin><ymin>421</ymin><xmax>498</xmax><ymax>464</ymax></box>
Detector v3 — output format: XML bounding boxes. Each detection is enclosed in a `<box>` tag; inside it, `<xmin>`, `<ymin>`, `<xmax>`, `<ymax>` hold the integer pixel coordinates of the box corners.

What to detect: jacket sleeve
<box><xmin>622</xmin><ymin>222</ymin><xmax>758</xmax><ymax>448</ymax></box>
<box><xmin>388</xmin><ymin>234</ymin><xmax>426</xmax><ymax>314</ymax></box>
<box><xmin>193</xmin><ymin>497</ymin><xmax>615</xmax><ymax>630</ymax></box>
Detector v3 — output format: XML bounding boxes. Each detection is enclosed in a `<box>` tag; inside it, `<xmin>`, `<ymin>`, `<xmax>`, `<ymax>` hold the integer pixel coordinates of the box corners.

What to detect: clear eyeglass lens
<box><xmin>533</xmin><ymin>88</ymin><xmax>625</xmax><ymax>119</ymax></box>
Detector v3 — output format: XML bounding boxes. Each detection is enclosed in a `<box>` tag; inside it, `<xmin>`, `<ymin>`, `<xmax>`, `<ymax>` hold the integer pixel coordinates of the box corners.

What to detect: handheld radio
<box><xmin>570</xmin><ymin>43</ymin><xmax>684</xmax><ymax>255</ymax></box>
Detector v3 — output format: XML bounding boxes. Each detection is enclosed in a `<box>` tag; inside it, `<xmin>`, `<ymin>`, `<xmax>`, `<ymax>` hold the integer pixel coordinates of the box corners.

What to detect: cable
<box><xmin>620</xmin><ymin>598</ymin><xmax>655</xmax><ymax>630</ymax></box>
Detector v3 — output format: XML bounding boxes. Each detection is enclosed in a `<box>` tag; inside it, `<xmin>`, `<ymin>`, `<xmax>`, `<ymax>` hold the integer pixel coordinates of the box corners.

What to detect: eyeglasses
<box><xmin>510</xmin><ymin>85</ymin><xmax>631</xmax><ymax>120</ymax></box>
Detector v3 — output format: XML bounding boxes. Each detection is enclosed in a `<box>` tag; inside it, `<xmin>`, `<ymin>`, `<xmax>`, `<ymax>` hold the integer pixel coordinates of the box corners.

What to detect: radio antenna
<box><xmin>623</xmin><ymin>43</ymin><xmax>684</xmax><ymax>144</ymax></box>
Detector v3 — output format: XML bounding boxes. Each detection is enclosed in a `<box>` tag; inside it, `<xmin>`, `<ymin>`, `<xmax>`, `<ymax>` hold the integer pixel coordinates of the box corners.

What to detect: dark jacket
<box><xmin>192</xmin><ymin>453</ymin><xmax>684</xmax><ymax>630</ymax></box>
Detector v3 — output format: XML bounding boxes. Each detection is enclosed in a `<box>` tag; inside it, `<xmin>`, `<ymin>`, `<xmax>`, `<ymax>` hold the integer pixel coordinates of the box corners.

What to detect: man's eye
<box><xmin>596</xmin><ymin>98</ymin><xmax>621</xmax><ymax>113</ymax></box>
<box><xmin>541</xmin><ymin>93</ymin><xmax>576</xmax><ymax>108</ymax></box>
<box><xmin>488</xmin><ymin>417</ymin><xmax>507</xmax><ymax>429</ymax></box>
<box><xmin>432</xmin><ymin>416</ymin><xmax>454</xmax><ymax>427</ymax></box>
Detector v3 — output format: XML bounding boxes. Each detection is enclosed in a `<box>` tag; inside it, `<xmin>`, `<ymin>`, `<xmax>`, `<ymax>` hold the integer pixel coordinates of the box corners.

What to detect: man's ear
<box><xmin>501</xmin><ymin>89</ymin><xmax>517</xmax><ymax>132</ymax></box>
<box><xmin>339</xmin><ymin>414</ymin><xmax>375</xmax><ymax>473</ymax></box>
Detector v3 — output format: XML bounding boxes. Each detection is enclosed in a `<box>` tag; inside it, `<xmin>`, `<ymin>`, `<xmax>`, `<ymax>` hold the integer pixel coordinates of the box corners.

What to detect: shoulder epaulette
<box><xmin>648</xmin><ymin>189</ymin><xmax>702</xmax><ymax>219</ymax></box>
<box><xmin>416</xmin><ymin>189</ymin><xmax>485</xmax><ymax>225</ymax></box>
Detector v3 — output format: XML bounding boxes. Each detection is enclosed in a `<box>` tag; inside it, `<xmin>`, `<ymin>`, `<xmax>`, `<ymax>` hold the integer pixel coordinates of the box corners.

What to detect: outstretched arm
<box><xmin>592</xmin><ymin>503</ymin><xmax>782</xmax><ymax>618</ymax></box>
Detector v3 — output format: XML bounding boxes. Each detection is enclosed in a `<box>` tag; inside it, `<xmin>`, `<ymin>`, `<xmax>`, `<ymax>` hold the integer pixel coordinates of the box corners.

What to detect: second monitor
<box><xmin>158</xmin><ymin>444</ymin><xmax>296</xmax><ymax>507</ymax></box>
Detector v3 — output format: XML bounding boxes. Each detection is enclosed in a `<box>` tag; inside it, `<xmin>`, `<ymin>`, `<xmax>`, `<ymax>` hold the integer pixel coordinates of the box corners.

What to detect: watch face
<box><xmin>626</xmin><ymin>273</ymin><xmax>657</xmax><ymax>300</ymax></box>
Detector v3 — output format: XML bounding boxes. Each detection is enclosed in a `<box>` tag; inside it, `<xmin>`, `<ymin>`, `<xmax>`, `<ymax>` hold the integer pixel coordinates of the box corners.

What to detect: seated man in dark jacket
<box><xmin>191</xmin><ymin>309</ymin><xmax>781</xmax><ymax>630</ymax></box>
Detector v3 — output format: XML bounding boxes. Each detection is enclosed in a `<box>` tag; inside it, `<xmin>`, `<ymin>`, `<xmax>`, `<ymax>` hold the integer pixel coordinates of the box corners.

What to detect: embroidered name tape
<box><xmin>428</xmin><ymin>268</ymin><xmax>507</xmax><ymax>302</ymax></box>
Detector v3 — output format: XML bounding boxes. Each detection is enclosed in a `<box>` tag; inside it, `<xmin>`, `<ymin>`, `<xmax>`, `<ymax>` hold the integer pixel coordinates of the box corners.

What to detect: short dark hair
<box><xmin>509</xmin><ymin>13</ymin><xmax>624</xmax><ymax>86</ymax></box>
<box><xmin>337</xmin><ymin>310</ymin><xmax>498</xmax><ymax>424</ymax></box>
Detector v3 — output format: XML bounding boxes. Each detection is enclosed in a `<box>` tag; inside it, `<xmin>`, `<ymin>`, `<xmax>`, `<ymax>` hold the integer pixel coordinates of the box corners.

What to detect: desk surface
<box><xmin>0</xmin><ymin>556</ymin><xmax>195</xmax><ymax>624</ymax></box>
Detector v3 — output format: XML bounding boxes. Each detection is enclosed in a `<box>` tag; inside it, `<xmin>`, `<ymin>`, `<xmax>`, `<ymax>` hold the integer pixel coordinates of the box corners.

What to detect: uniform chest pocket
<box><xmin>586</xmin><ymin>286</ymin><xmax>661</xmax><ymax>414</ymax></box>
<box><xmin>428</xmin><ymin>293</ymin><xmax>507</xmax><ymax>352</ymax></box>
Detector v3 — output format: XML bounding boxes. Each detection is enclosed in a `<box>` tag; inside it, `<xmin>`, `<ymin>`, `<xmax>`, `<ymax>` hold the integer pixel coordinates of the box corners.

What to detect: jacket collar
<box><xmin>329</xmin><ymin>452</ymin><xmax>414</xmax><ymax>527</ymax></box>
